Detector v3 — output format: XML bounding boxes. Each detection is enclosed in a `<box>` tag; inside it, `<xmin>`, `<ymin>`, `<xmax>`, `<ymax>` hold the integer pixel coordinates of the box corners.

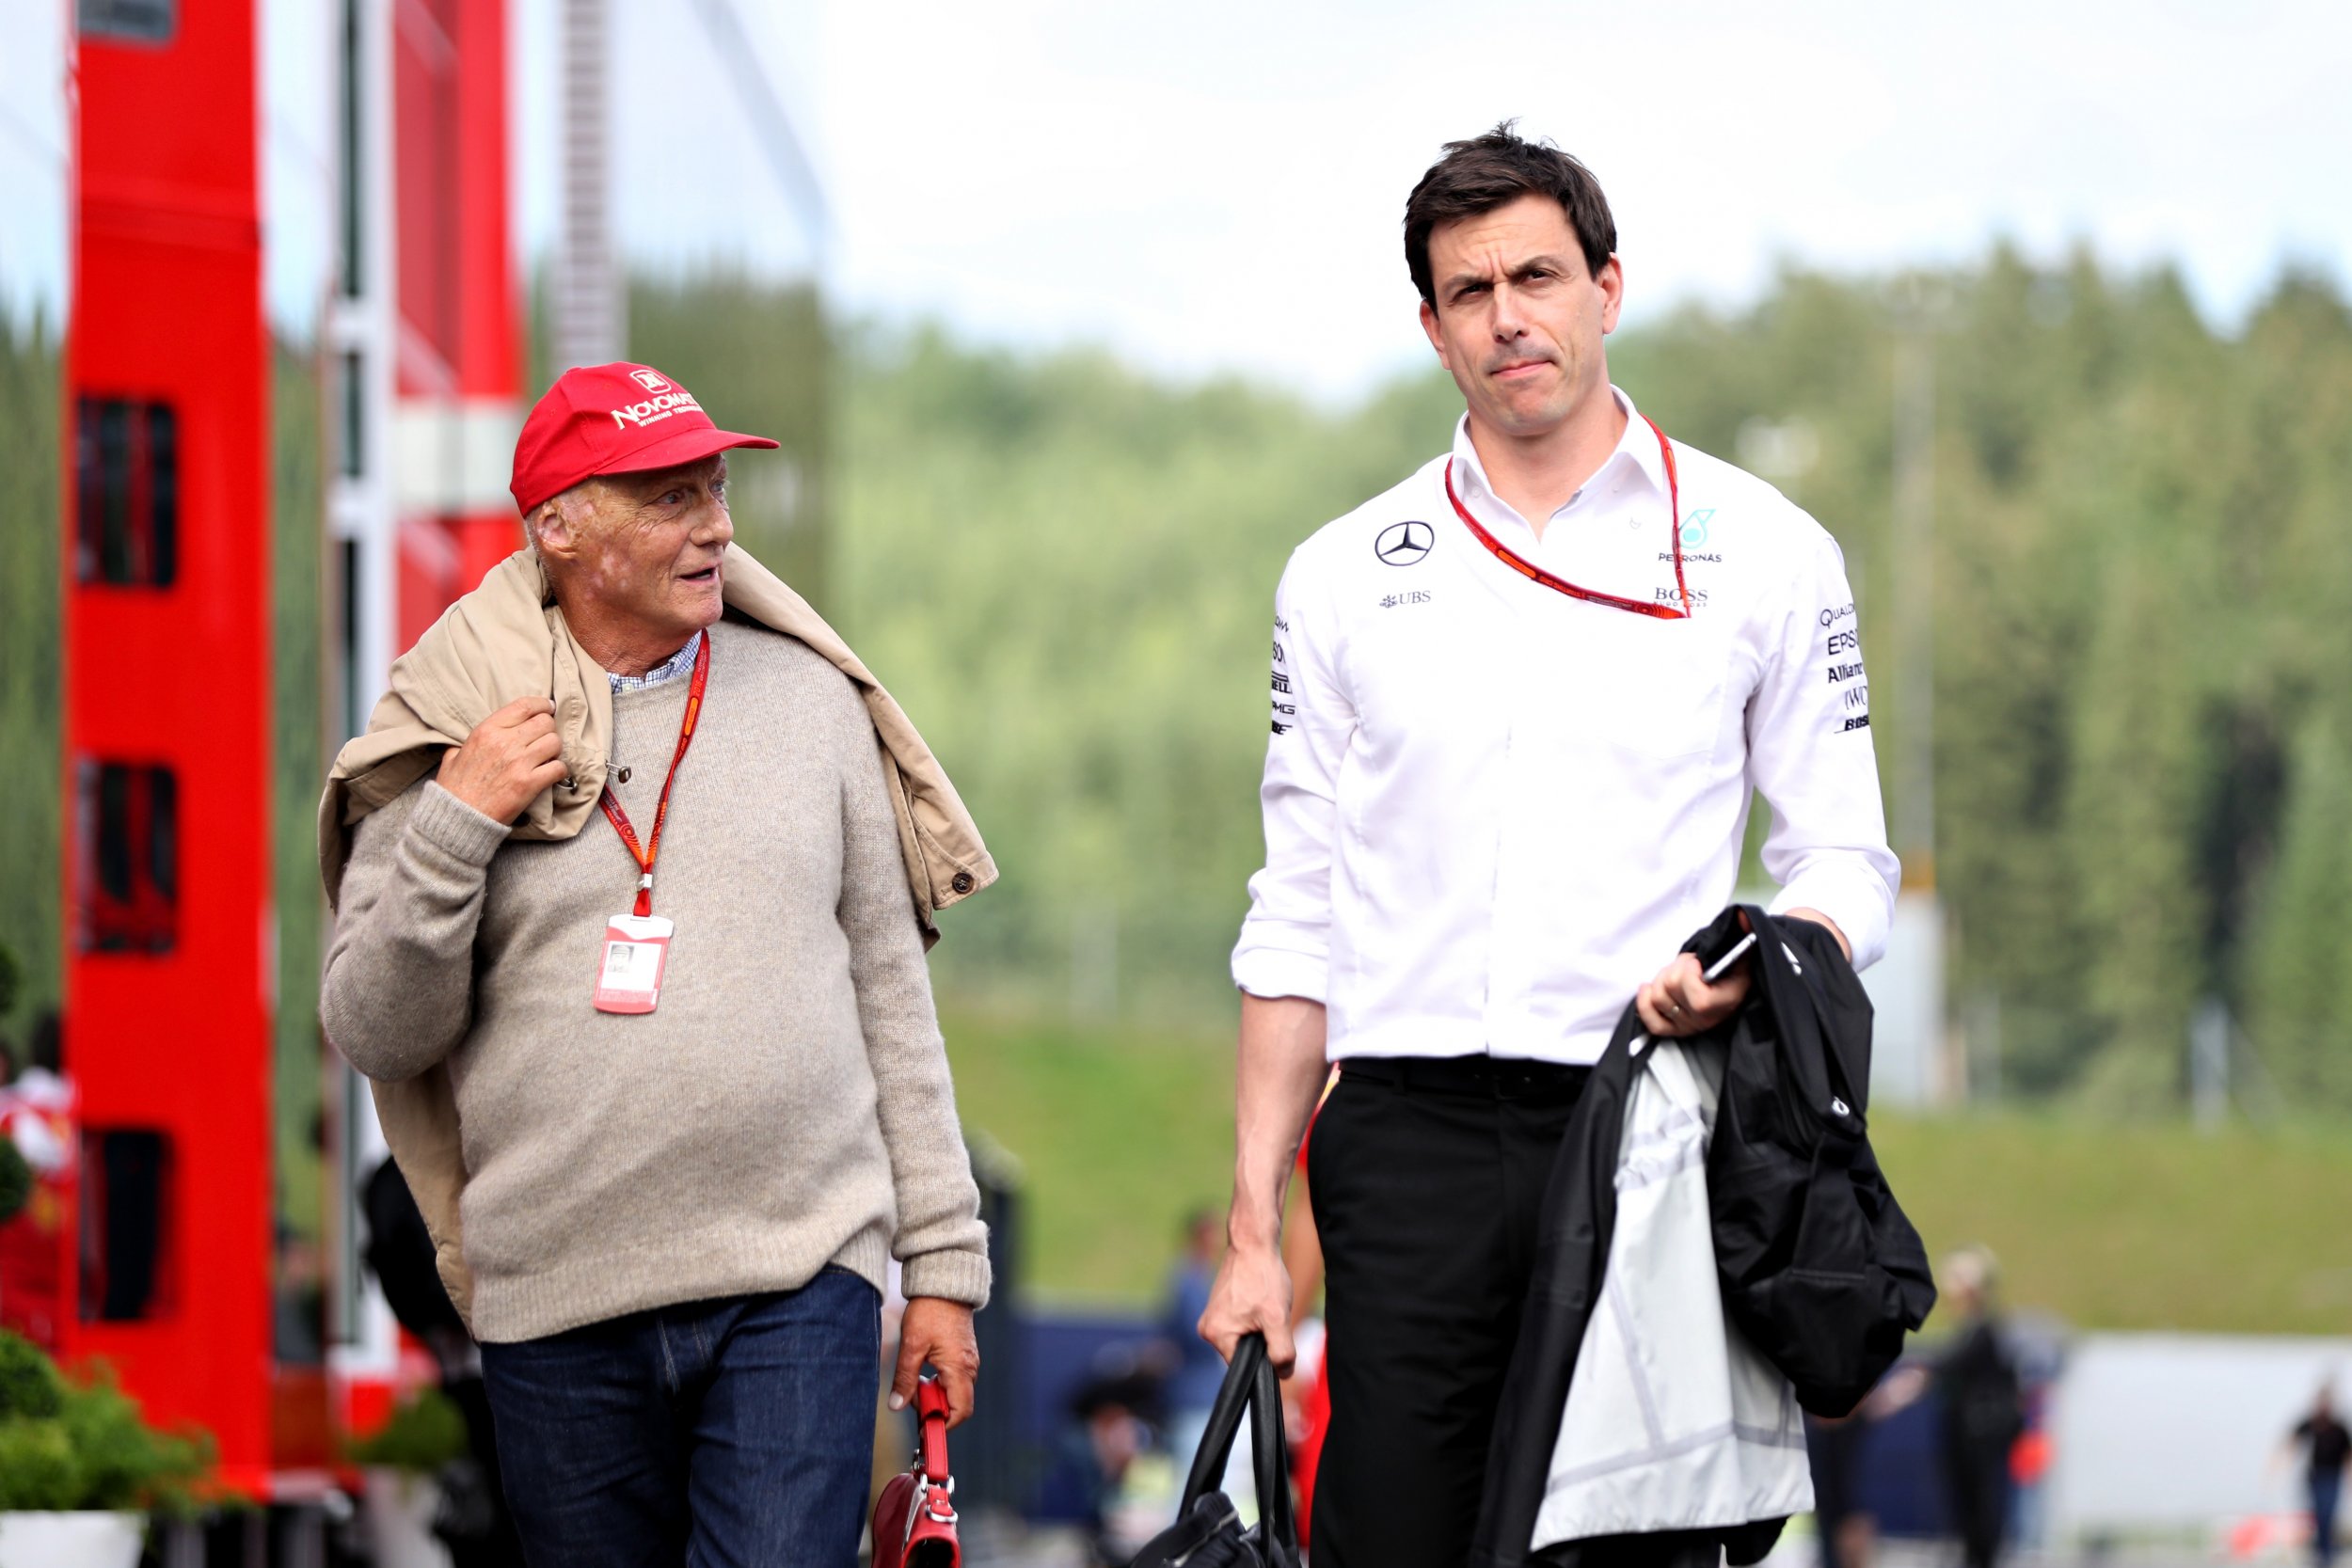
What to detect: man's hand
<box><xmin>1200</xmin><ymin>1238</ymin><xmax>1296</xmax><ymax>1374</ymax></box>
<box><xmin>893</xmin><ymin>1296</ymin><xmax>979</xmax><ymax>1429</ymax></box>
<box><xmin>1635</xmin><ymin>951</ymin><xmax>1750</xmax><ymax>1037</ymax></box>
<box><xmin>436</xmin><ymin>696</ymin><xmax>567</xmax><ymax>822</ymax></box>
<box><xmin>1635</xmin><ymin>907</ymin><xmax>1851</xmax><ymax>1037</ymax></box>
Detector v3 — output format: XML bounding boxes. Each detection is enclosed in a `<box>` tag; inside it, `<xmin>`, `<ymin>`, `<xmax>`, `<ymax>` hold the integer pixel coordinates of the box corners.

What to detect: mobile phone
<box><xmin>1702</xmin><ymin>930</ymin><xmax>1758</xmax><ymax>985</ymax></box>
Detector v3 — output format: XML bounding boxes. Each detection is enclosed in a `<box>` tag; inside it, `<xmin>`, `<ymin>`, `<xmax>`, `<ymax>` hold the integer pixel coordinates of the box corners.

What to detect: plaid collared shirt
<box><xmin>608</xmin><ymin>630</ymin><xmax>704</xmax><ymax>693</ymax></box>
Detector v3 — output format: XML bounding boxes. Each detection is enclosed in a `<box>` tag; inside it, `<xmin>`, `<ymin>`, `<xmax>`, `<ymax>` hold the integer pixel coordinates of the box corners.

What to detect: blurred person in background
<box><xmin>1201</xmin><ymin>121</ymin><xmax>1898</xmax><ymax>1568</ymax></box>
<box><xmin>1162</xmin><ymin>1207</ymin><xmax>1230</xmax><ymax>1468</ymax></box>
<box><xmin>1281</xmin><ymin>1078</ymin><xmax>1334</xmax><ymax>1552</ymax></box>
<box><xmin>362</xmin><ymin>1156</ymin><xmax>523</xmax><ymax>1566</ymax></box>
<box><xmin>1066</xmin><ymin>1353</ymin><xmax>1168</xmax><ymax>1565</ymax></box>
<box><xmin>1804</xmin><ymin>1409</ymin><xmax>1875</xmax><ymax>1568</ymax></box>
<box><xmin>0</xmin><ymin>1012</ymin><xmax>71</xmax><ymax>1351</ymax></box>
<box><xmin>2286</xmin><ymin>1383</ymin><xmax>2351</xmax><ymax>1566</ymax></box>
<box><xmin>1928</xmin><ymin>1248</ymin><xmax>2023</xmax><ymax>1568</ymax></box>
<box><xmin>321</xmin><ymin>363</ymin><xmax>993</xmax><ymax>1567</ymax></box>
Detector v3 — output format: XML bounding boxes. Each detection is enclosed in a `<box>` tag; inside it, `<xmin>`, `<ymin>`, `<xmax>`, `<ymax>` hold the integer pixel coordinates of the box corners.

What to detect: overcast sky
<box><xmin>2</xmin><ymin>0</ymin><xmax>2344</xmax><ymax>401</ymax></box>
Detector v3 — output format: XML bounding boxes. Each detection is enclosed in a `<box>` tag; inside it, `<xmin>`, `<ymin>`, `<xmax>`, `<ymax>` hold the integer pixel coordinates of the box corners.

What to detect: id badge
<box><xmin>593</xmin><ymin>913</ymin><xmax>674</xmax><ymax>1014</ymax></box>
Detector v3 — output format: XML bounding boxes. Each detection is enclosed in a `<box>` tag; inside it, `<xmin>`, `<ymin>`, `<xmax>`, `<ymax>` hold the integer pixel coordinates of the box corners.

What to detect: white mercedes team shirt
<box><xmin>1231</xmin><ymin>388</ymin><xmax>1899</xmax><ymax>1065</ymax></box>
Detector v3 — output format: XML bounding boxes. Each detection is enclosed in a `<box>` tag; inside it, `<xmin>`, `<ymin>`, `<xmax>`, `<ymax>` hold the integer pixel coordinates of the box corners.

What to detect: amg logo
<box><xmin>610</xmin><ymin>390</ymin><xmax>706</xmax><ymax>431</ymax></box>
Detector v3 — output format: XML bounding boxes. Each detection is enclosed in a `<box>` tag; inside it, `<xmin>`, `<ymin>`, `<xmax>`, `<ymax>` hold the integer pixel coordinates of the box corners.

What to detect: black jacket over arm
<box><xmin>1471</xmin><ymin>908</ymin><xmax>1935</xmax><ymax>1568</ymax></box>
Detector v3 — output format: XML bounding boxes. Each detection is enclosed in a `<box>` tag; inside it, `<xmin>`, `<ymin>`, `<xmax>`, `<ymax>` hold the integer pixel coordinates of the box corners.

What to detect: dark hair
<box><xmin>1404</xmin><ymin>121</ymin><xmax>1617</xmax><ymax>309</ymax></box>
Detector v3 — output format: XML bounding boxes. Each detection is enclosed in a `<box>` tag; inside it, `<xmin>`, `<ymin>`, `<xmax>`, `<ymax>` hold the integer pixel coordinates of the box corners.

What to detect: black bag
<box><xmin>1691</xmin><ymin>906</ymin><xmax>1938</xmax><ymax>1418</ymax></box>
<box><xmin>1129</xmin><ymin>1333</ymin><xmax>1299</xmax><ymax>1568</ymax></box>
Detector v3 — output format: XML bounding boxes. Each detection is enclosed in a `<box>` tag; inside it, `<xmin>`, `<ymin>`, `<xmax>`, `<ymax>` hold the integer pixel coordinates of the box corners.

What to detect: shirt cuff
<box><xmin>900</xmin><ymin>1248</ymin><xmax>992</xmax><ymax>1309</ymax></box>
<box><xmin>409</xmin><ymin>781</ymin><xmax>513</xmax><ymax>868</ymax></box>
<box><xmin>1769</xmin><ymin>864</ymin><xmax>1896</xmax><ymax>973</ymax></box>
<box><xmin>1231</xmin><ymin>944</ymin><xmax>1328</xmax><ymax>1004</ymax></box>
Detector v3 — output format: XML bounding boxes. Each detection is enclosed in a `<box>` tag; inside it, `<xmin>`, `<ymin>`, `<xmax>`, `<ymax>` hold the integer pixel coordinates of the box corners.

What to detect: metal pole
<box><xmin>2190</xmin><ymin>996</ymin><xmax>2231</xmax><ymax>1132</ymax></box>
<box><xmin>1892</xmin><ymin>321</ymin><xmax>1936</xmax><ymax>888</ymax></box>
<box><xmin>555</xmin><ymin>0</ymin><xmax>623</xmax><ymax>371</ymax></box>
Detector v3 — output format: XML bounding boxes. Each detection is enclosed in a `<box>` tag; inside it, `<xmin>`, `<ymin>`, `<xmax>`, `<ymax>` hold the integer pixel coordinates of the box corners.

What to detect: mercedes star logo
<box><xmin>1375</xmin><ymin>520</ymin><xmax>1434</xmax><ymax>566</ymax></box>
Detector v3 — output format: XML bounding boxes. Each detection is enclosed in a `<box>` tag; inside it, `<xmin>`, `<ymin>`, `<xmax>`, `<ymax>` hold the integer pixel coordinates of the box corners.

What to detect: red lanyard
<box><xmin>597</xmin><ymin>633</ymin><xmax>712</xmax><ymax>917</ymax></box>
<box><xmin>1444</xmin><ymin>413</ymin><xmax>1691</xmax><ymax>620</ymax></box>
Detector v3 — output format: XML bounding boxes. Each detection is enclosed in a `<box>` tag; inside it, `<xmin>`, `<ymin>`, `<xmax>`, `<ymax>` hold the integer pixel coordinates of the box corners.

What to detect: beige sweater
<box><xmin>321</xmin><ymin>619</ymin><xmax>990</xmax><ymax>1342</ymax></box>
<box><xmin>318</xmin><ymin>544</ymin><xmax>993</xmax><ymax>1328</ymax></box>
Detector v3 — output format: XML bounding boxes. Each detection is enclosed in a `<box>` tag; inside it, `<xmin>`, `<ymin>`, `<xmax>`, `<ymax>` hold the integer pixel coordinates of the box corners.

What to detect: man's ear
<box><xmin>1597</xmin><ymin>254</ymin><xmax>1625</xmax><ymax>335</ymax></box>
<box><xmin>1419</xmin><ymin>298</ymin><xmax>1451</xmax><ymax>369</ymax></box>
<box><xmin>533</xmin><ymin>498</ymin><xmax>580</xmax><ymax>566</ymax></box>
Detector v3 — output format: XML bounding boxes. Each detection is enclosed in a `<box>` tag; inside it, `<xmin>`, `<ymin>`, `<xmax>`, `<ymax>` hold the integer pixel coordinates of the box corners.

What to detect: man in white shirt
<box><xmin>1199</xmin><ymin>124</ymin><xmax>1900</xmax><ymax>1568</ymax></box>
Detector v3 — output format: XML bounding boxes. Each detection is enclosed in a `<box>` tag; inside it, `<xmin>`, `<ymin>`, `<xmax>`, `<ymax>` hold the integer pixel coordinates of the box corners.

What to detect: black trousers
<box><xmin>1306</xmin><ymin>1057</ymin><xmax>1588</xmax><ymax>1568</ymax></box>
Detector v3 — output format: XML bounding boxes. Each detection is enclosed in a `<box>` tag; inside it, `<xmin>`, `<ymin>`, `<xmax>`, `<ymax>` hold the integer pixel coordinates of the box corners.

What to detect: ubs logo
<box><xmin>1375</xmin><ymin>521</ymin><xmax>1434</xmax><ymax>566</ymax></box>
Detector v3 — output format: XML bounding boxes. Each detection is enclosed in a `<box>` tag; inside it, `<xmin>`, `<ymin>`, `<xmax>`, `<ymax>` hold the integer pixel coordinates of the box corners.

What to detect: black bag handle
<box><xmin>1177</xmin><ymin>1332</ymin><xmax>1299</xmax><ymax>1558</ymax></box>
<box><xmin>1179</xmin><ymin>1332</ymin><xmax>1262</xmax><ymax>1512</ymax></box>
<box><xmin>1248</xmin><ymin>1342</ymin><xmax>1298</xmax><ymax>1556</ymax></box>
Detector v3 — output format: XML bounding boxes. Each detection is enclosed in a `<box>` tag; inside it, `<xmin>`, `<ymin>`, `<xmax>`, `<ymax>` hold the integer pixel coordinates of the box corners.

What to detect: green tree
<box><xmin>2246</xmin><ymin>714</ymin><xmax>2352</xmax><ymax>1102</ymax></box>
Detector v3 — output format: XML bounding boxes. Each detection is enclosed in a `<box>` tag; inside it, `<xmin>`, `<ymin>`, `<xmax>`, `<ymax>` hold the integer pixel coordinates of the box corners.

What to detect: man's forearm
<box><xmin>321</xmin><ymin>784</ymin><xmax>501</xmax><ymax>1081</ymax></box>
<box><xmin>1785</xmin><ymin>906</ymin><xmax>1851</xmax><ymax>960</ymax></box>
<box><xmin>1227</xmin><ymin>992</ymin><xmax>1329</xmax><ymax>1251</ymax></box>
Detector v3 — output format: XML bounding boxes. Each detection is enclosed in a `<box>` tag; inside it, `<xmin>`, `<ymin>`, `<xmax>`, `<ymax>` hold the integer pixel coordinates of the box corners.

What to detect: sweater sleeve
<box><xmin>321</xmin><ymin>778</ymin><xmax>509</xmax><ymax>1082</ymax></box>
<box><xmin>836</xmin><ymin>720</ymin><xmax>993</xmax><ymax>1307</ymax></box>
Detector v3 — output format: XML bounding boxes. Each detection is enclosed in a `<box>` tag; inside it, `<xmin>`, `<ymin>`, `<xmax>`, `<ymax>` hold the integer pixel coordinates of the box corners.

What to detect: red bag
<box><xmin>871</xmin><ymin>1376</ymin><xmax>960</xmax><ymax>1568</ymax></box>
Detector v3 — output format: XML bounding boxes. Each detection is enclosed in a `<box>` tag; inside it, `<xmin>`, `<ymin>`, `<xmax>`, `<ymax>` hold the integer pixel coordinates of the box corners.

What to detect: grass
<box><xmin>1875</xmin><ymin>1114</ymin><xmax>2352</xmax><ymax>1338</ymax></box>
<box><xmin>944</xmin><ymin>1003</ymin><xmax>1238</xmax><ymax>1307</ymax></box>
<box><xmin>946</xmin><ymin>1002</ymin><xmax>2352</xmax><ymax>1334</ymax></box>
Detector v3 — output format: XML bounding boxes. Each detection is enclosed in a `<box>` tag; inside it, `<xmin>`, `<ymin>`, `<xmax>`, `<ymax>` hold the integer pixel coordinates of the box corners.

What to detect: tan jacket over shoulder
<box><xmin>317</xmin><ymin>543</ymin><xmax>995</xmax><ymax>1327</ymax></box>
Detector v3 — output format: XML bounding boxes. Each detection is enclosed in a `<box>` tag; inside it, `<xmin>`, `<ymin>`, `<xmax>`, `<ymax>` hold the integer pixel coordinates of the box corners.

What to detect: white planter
<box><xmin>0</xmin><ymin>1511</ymin><xmax>144</xmax><ymax>1568</ymax></box>
<box><xmin>361</xmin><ymin>1467</ymin><xmax>453</xmax><ymax>1568</ymax></box>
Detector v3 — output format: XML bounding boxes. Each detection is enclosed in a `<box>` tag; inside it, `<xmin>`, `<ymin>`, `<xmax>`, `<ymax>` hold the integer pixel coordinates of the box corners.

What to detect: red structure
<box><xmin>389</xmin><ymin>0</ymin><xmax>526</xmax><ymax>650</ymax></box>
<box><xmin>51</xmin><ymin>0</ymin><xmax>530</xmax><ymax>1508</ymax></box>
<box><xmin>62</xmin><ymin>0</ymin><xmax>278</xmax><ymax>1493</ymax></box>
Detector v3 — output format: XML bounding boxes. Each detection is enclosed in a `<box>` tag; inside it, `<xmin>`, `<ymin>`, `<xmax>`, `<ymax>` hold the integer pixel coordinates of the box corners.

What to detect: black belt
<box><xmin>1338</xmin><ymin>1054</ymin><xmax>1591</xmax><ymax>1100</ymax></box>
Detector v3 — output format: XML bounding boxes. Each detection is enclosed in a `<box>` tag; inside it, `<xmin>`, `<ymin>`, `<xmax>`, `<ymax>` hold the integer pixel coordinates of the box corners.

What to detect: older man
<box><xmin>321</xmin><ymin>362</ymin><xmax>992</xmax><ymax>1567</ymax></box>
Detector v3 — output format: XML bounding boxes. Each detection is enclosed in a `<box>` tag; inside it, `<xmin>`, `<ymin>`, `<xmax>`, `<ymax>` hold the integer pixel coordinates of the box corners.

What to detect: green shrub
<box><xmin>344</xmin><ymin>1386</ymin><xmax>467</xmax><ymax>1474</ymax></box>
<box><xmin>0</xmin><ymin>1330</ymin><xmax>64</xmax><ymax>1419</ymax></box>
<box><xmin>58</xmin><ymin>1363</ymin><xmax>213</xmax><ymax>1513</ymax></box>
<box><xmin>0</xmin><ymin>1333</ymin><xmax>213</xmax><ymax>1513</ymax></box>
<box><xmin>0</xmin><ymin>1137</ymin><xmax>31</xmax><ymax>1227</ymax></box>
<box><xmin>0</xmin><ymin>1418</ymin><xmax>76</xmax><ymax>1510</ymax></box>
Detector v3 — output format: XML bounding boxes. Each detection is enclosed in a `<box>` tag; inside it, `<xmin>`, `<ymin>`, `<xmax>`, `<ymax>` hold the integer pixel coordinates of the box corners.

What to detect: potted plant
<box><xmin>0</xmin><ymin>1331</ymin><xmax>213</xmax><ymax>1568</ymax></box>
<box><xmin>348</xmin><ymin>1386</ymin><xmax>469</xmax><ymax>1568</ymax></box>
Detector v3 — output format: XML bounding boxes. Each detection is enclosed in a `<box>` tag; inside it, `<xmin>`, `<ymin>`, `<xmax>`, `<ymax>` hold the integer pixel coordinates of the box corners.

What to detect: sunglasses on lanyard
<box><xmin>1443</xmin><ymin>413</ymin><xmax>1692</xmax><ymax>620</ymax></box>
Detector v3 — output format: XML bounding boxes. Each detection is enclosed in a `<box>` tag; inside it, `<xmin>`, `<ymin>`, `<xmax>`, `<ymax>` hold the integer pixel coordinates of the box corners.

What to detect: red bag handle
<box><xmin>873</xmin><ymin>1376</ymin><xmax>961</xmax><ymax>1568</ymax></box>
<box><xmin>916</xmin><ymin>1377</ymin><xmax>951</xmax><ymax>1484</ymax></box>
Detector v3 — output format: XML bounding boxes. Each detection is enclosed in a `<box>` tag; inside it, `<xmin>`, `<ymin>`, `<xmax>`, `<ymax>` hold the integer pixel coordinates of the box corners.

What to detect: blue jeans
<box><xmin>480</xmin><ymin>1268</ymin><xmax>882</xmax><ymax>1568</ymax></box>
<box><xmin>2314</xmin><ymin>1470</ymin><xmax>2343</xmax><ymax>1566</ymax></box>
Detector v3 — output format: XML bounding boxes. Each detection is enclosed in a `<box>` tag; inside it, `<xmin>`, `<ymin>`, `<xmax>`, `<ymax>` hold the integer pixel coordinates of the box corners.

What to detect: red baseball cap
<box><xmin>508</xmin><ymin>361</ymin><xmax>779</xmax><ymax>515</ymax></box>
